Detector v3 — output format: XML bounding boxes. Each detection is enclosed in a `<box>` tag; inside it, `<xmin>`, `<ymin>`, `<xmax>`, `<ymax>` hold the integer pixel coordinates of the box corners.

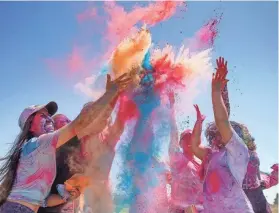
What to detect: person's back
<box><xmin>170</xmin><ymin>152</ymin><xmax>203</xmax><ymax>210</ymax></box>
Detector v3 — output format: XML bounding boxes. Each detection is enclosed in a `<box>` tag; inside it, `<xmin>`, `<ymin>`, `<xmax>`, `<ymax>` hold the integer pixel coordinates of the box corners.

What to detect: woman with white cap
<box><xmin>0</xmin><ymin>73</ymin><xmax>132</xmax><ymax>213</ymax></box>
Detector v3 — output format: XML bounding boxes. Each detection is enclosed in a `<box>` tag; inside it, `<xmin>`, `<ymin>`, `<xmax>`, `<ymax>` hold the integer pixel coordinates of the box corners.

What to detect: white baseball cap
<box><xmin>18</xmin><ymin>101</ymin><xmax>58</xmax><ymax>130</ymax></box>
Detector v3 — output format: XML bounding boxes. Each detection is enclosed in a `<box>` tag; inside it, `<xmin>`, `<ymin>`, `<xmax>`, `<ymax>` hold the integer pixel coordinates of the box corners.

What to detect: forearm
<box><xmin>56</xmin><ymin>91</ymin><xmax>118</xmax><ymax>148</ymax></box>
<box><xmin>169</xmin><ymin>108</ymin><xmax>179</xmax><ymax>155</ymax></box>
<box><xmin>106</xmin><ymin>119</ymin><xmax>125</xmax><ymax>149</ymax></box>
<box><xmin>74</xmin><ymin>91</ymin><xmax>118</xmax><ymax>138</ymax></box>
<box><xmin>212</xmin><ymin>90</ymin><xmax>229</xmax><ymax>122</ymax></box>
<box><xmin>212</xmin><ymin>89</ymin><xmax>232</xmax><ymax>143</ymax></box>
<box><xmin>191</xmin><ymin>121</ymin><xmax>206</xmax><ymax>160</ymax></box>
<box><xmin>44</xmin><ymin>194</ymin><xmax>65</xmax><ymax>207</ymax></box>
<box><xmin>221</xmin><ymin>84</ymin><xmax>230</xmax><ymax>117</ymax></box>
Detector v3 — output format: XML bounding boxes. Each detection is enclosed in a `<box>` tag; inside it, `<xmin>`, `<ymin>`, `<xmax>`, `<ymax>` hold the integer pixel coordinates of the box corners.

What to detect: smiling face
<box><xmin>29</xmin><ymin>108</ymin><xmax>54</xmax><ymax>137</ymax></box>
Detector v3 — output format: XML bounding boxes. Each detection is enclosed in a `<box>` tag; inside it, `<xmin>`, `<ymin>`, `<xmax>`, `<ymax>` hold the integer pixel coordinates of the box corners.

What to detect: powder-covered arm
<box><xmin>168</xmin><ymin>92</ymin><xmax>179</xmax><ymax>160</ymax></box>
<box><xmin>221</xmin><ymin>84</ymin><xmax>230</xmax><ymax>117</ymax></box>
<box><xmin>191</xmin><ymin>105</ymin><xmax>207</xmax><ymax>161</ymax></box>
<box><xmin>103</xmin><ymin>116</ymin><xmax>126</xmax><ymax>150</ymax></box>
<box><xmin>212</xmin><ymin>57</ymin><xmax>233</xmax><ymax>144</ymax></box>
<box><xmin>55</xmin><ymin>74</ymin><xmax>132</xmax><ymax>149</ymax></box>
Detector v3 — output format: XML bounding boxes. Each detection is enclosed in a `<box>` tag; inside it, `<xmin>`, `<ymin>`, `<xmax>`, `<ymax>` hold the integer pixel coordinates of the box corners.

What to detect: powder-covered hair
<box><xmin>205</xmin><ymin>121</ymin><xmax>254</xmax><ymax>148</ymax></box>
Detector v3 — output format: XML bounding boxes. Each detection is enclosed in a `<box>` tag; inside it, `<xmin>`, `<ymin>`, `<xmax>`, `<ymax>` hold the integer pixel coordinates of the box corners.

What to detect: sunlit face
<box><xmin>53</xmin><ymin>115</ymin><xmax>71</xmax><ymax>130</ymax></box>
<box><xmin>30</xmin><ymin>108</ymin><xmax>54</xmax><ymax>137</ymax></box>
<box><xmin>180</xmin><ymin>132</ymin><xmax>193</xmax><ymax>155</ymax></box>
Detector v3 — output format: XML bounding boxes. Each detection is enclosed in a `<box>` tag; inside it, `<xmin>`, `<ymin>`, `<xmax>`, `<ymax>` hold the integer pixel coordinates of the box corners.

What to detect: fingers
<box><xmin>115</xmin><ymin>73</ymin><xmax>128</xmax><ymax>82</ymax></box>
<box><xmin>216</xmin><ymin>57</ymin><xmax>227</xmax><ymax>68</ymax></box>
<box><xmin>193</xmin><ymin>104</ymin><xmax>200</xmax><ymax>114</ymax></box>
<box><xmin>118</xmin><ymin>77</ymin><xmax>133</xmax><ymax>85</ymax></box>
<box><xmin>201</xmin><ymin>116</ymin><xmax>206</xmax><ymax>121</ymax></box>
<box><xmin>219</xmin><ymin>70</ymin><xmax>228</xmax><ymax>80</ymax></box>
<box><xmin>194</xmin><ymin>104</ymin><xmax>205</xmax><ymax>122</ymax></box>
<box><xmin>221</xmin><ymin>57</ymin><xmax>224</xmax><ymax>66</ymax></box>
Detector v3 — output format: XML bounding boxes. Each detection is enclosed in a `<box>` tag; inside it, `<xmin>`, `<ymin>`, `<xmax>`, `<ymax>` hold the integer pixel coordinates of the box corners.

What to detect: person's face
<box><xmin>180</xmin><ymin>132</ymin><xmax>193</xmax><ymax>155</ymax></box>
<box><xmin>30</xmin><ymin>108</ymin><xmax>54</xmax><ymax>136</ymax></box>
<box><xmin>53</xmin><ymin>115</ymin><xmax>71</xmax><ymax>130</ymax></box>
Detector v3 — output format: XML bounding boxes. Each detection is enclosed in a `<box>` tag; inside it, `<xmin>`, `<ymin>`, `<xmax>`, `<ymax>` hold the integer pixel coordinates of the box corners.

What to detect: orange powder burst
<box><xmin>111</xmin><ymin>28</ymin><xmax>151</xmax><ymax>78</ymax></box>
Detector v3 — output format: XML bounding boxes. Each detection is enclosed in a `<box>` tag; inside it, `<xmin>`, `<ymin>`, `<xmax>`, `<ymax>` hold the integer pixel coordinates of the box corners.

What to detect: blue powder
<box><xmin>115</xmin><ymin>51</ymin><xmax>171</xmax><ymax>212</ymax></box>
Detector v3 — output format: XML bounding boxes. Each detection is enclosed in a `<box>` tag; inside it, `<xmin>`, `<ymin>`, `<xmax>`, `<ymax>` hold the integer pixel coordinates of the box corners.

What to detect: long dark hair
<box><xmin>0</xmin><ymin>115</ymin><xmax>34</xmax><ymax>205</ymax></box>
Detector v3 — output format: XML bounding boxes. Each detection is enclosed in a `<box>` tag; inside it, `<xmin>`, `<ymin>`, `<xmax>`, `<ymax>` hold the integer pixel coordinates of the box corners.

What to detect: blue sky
<box><xmin>0</xmin><ymin>1</ymin><xmax>278</xmax><ymax>203</ymax></box>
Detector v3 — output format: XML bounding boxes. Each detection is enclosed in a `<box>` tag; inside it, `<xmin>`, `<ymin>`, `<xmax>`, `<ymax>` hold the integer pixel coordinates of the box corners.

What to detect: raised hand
<box><xmin>106</xmin><ymin>73</ymin><xmax>133</xmax><ymax>94</ymax></box>
<box><xmin>212</xmin><ymin>57</ymin><xmax>229</xmax><ymax>91</ymax></box>
<box><xmin>191</xmin><ymin>104</ymin><xmax>207</xmax><ymax>160</ymax></box>
<box><xmin>194</xmin><ymin>104</ymin><xmax>206</xmax><ymax>123</ymax></box>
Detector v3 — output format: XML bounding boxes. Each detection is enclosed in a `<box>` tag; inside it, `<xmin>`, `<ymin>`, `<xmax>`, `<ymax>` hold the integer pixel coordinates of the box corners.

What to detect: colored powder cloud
<box><xmin>46</xmin><ymin>1</ymin><xmax>185</xmax><ymax>82</ymax></box>
<box><xmin>45</xmin><ymin>2</ymin><xmax>220</xmax><ymax>211</ymax></box>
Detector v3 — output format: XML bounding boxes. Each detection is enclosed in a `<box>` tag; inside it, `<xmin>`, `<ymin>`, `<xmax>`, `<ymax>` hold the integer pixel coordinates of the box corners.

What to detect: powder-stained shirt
<box><xmin>243</xmin><ymin>151</ymin><xmax>261</xmax><ymax>190</ymax></box>
<box><xmin>202</xmin><ymin>130</ymin><xmax>254</xmax><ymax>213</ymax></box>
<box><xmin>170</xmin><ymin>151</ymin><xmax>203</xmax><ymax>209</ymax></box>
<box><xmin>8</xmin><ymin>132</ymin><xmax>58</xmax><ymax>206</ymax></box>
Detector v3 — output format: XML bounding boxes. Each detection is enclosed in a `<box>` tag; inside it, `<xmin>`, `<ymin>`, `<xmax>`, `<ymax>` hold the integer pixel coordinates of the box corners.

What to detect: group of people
<box><xmin>0</xmin><ymin>57</ymin><xmax>277</xmax><ymax>213</ymax></box>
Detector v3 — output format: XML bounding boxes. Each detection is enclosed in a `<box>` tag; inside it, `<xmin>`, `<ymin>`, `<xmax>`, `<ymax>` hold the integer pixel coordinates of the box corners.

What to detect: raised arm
<box><xmin>103</xmin><ymin>117</ymin><xmax>125</xmax><ymax>150</ymax></box>
<box><xmin>104</xmin><ymin>95</ymin><xmax>139</xmax><ymax>149</ymax></box>
<box><xmin>261</xmin><ymin>164</ymin><xmax>279</xmax><ymax>189</ymax></box>
<box><xmin>191</xmin><ymin>105</ymin><xmax>207</xmax><ymax>160</ymax></box>
<box><xmin>168</xmin><ymin>91</ymin><xmax>179</xmax><ymax>156</ymax></box>
<box><xmin>211</xmin><ymin>57</ymin><xmax>233</xmax><ymax>144</ymax></box>
<box><xmin>56</xmin><ymin>74</ymin><xmax>133</xmax><ymax>148</ymax></box>
<box><xmin>221</xmin><ymin>84</ymin><xmax>230</xmax><ymax>117</ymax></box>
